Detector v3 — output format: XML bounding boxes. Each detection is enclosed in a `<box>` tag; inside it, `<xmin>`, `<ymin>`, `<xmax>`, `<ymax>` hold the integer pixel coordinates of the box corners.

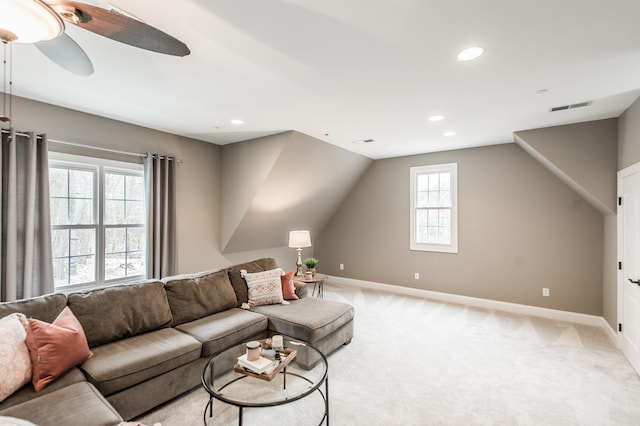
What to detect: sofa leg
<box><xmin>343</xmin><ymin>339</ymin><xmax>352</xmax><ymax>345</ymax></box>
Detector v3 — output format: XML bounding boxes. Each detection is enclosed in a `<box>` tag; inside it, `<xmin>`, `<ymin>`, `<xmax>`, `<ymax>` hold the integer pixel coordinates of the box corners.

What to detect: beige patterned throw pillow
<box><xmin>0</xmin><ymin>313</ymin><xmax>32</xmax><ymax>402</ymax></box>
<box><xmin>241</xmin><ymin>268</ymin><xmax>286</xmax><ymax>306</ymax></box>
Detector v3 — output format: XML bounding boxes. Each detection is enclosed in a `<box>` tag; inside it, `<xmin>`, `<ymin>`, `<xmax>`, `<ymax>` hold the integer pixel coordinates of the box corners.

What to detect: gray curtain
<box><xmin>1</xmin><ymin>129</ymin><xmax>54</xmax><ymax>301</ymax></box>
<box><xmin>144</xmin><ymin>153</ymin><xmax>176</xmax><ymax>279</ymax></box>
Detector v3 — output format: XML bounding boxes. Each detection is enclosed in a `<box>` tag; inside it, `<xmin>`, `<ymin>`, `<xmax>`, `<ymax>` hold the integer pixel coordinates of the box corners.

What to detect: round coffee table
<box><xmin>201</xmin><ymin>339</ymin><xmax>329</xmax><ymax>425</ymax></box>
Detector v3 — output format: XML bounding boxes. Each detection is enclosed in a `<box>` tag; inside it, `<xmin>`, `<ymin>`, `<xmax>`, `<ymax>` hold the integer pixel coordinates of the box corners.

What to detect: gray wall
<box><xmin>514</xmin><ymin>120</ymin><xmax>618</xmax><ymax>327</ymax></box>
<box><xmin>620</xmin><ymin>97</ymin><xmax>640</xmax><ymax>169</ymax></box>
<box><xmin>8</xmin><ymin>95</ymin><xmax>230</xmax><ymax>274</ymax></box>
<box><xmin>514</xmin><ymin>119</ymin><xmax>618</xmax><ymax>215</ymax></box>
<box><xmin>221</xmin><ymin>131</ymin><xmax>372</xmax><ymax>253</ymax></box>
<box><xmin>316</xmin><ymin>143</ymin><xmax>604</xmax><ymax>315</ymax></box>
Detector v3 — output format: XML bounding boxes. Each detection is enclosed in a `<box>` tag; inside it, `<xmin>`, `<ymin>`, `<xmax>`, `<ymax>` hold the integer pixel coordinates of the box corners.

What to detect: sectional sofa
<box><xmin>0</xmin><ymin>258</ymin><xmax>354</xmax><ymax>426</ymax></box>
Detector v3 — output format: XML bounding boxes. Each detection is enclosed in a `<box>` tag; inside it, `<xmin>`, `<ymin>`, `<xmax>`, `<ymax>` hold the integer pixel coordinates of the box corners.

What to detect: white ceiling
<box><xmin>5</xmin><ymin>0</ymin><xmax>640</xmax><ymax>159</ymax></box>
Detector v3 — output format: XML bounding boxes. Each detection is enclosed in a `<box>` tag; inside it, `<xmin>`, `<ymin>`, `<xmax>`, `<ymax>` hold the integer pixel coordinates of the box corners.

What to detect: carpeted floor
<box><xmin>136</xmin><ymin>283</ymin><xmax>640</xmax><ymax>425</ymax></box>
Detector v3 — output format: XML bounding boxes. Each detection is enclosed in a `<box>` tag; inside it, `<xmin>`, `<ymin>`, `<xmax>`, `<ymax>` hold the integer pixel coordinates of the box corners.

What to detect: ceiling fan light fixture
<box><xmin>0</xmin><ymin>0</ymin><xmax>63</xmax><ymax>43</ymax></box>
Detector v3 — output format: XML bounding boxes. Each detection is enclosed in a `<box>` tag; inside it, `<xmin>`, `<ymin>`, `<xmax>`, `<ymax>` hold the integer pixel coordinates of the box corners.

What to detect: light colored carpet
<box><xmin>136</xmin><ymin>284</ymin><xmax>640</xmax><ymax>425</ymax></box>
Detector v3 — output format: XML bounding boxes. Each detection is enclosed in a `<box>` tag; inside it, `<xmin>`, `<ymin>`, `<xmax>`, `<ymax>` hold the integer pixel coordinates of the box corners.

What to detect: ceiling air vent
<box><xmin>549</xmin><ymin>101</ymin><xmax>592</xmax><ymax>112</ymax></box>
<box><xmin>352</xmin><ymin>139</ymin><xmax>375</xmax><ymax>144</ymax></box>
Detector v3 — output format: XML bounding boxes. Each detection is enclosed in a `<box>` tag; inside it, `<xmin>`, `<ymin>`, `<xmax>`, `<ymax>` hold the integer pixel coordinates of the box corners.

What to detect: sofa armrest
<box><xmin>293</xmin><ymin>280</ymin><xmax>310</xmax><ymax>299</ymax></box>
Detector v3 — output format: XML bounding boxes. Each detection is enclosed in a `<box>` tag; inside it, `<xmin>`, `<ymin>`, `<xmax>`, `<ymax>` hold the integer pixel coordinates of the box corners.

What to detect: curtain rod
<box><xmin>1</xmin><ymin>128</ymin><xmax>183</xmax><ymax>163</ymax></box>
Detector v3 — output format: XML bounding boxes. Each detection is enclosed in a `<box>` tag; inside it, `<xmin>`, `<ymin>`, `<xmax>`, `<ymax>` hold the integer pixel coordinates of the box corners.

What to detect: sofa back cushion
<box><xmin>163</xmin><ymin>269</ymin><xmax>237</xmax><ymax>326</ymax></box>
<box><xmin>0</xmin><ymin>294</ymin><xmax>67</xmax><ymax>323</ymax></box>
<box><xmin>226</xmin><ymin>258</ymin><xmax>279</xmax><ymax>306</ymax></box>
<box><xmin>67</xmin><ymin>280</ymin><xmax>173</xmax><ymax>347</ymax></box>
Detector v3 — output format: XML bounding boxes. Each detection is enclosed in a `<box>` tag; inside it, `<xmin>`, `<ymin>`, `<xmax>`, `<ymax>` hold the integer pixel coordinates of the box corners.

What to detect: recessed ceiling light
<box><xmin>230</xmin><ymin>119</ymin><xmax>244</xmax><ymax>125</ymax></box>
<box><xmin>428</xmin><ymin>115</ymin><xmax>445</xmax><ymax>122</ymax></box>
<box><xmin>444</xmin><ymin>131</ymin><xmax>457</xmax><ymax>137</ymax></box>
<box><xmin>457</xmin><ymin>46</ymin><xmax>484</xmax><ymax>61</ymax></box>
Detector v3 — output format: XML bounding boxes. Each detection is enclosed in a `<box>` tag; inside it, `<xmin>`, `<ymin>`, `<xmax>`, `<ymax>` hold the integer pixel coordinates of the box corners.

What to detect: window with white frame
<box><xmin>49</xmin><ymin>153</ymin><xmax>146</xmax><ymax>289</ymax></box>
<box><xmin>410</xmin><ymin>163</ymin><xmax>458</xmax><ymax>253</ymax></box>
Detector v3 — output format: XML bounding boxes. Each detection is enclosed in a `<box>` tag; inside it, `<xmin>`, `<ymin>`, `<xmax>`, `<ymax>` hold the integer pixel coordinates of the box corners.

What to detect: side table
<box><xmin>296</xmin><ymin>273</ymin><xmax>328</xmax><ymax>298</ymax></box>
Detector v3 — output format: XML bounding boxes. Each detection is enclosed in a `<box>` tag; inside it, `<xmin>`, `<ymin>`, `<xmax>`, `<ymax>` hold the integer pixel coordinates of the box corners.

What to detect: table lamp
<box><xmin>288</xmin><ymin>230</ymin><xmax>311</xmax><ymax>276</ymax></box>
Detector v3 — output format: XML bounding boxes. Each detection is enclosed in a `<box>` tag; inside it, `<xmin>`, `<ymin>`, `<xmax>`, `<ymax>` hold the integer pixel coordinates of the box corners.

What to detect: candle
<box><xmin>272</xmin><ymin>335</ymin><xmax>283</xmax><ymax>349</ymax></box>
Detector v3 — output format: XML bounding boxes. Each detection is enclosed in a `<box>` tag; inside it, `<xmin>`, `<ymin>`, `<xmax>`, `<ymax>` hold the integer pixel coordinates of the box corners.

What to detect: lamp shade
<box><xmin>0</xmin><ymin>0</ymin><xmax>64</xmax><ymax>43</ymax></box>
<box><xmin>288</xmin><ymin>230</ymin><xmax>311</xmax><ymax>248</ymax></box>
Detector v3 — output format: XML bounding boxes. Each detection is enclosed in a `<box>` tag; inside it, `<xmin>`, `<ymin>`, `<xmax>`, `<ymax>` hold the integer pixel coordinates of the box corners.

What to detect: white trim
<box><xmin>330</xmin><ymin>275</ymin><xmax>613</xmax><ymax>331</ymax></box>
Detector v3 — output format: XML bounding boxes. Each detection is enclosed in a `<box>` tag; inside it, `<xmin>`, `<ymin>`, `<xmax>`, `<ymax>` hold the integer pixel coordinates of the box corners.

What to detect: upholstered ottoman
<box><xmin>252</xmin><ymin>297</ymin><xmax>354</xmax><ymax>368</ymax></box>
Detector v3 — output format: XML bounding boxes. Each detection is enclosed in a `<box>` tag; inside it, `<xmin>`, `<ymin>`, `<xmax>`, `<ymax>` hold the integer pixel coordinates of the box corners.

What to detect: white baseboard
<box><xmin>330</xmin><ymin>276</ymin><xmax>619</xmax><ymax>344</ymax></box>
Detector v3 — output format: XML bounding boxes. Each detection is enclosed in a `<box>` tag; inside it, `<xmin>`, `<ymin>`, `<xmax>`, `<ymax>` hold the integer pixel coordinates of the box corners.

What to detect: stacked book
<box><xmin>237</xmin><ymin>354</ymin><xmax>278</xmax><ymax>375</ymax></box>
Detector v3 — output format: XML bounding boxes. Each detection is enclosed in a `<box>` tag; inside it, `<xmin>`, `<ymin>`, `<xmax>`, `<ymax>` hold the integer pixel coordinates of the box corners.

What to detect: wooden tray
<box><xmin>233</xmin><ymin>348</ymin><xmax>297</xmax><ymax>381</ymax></box>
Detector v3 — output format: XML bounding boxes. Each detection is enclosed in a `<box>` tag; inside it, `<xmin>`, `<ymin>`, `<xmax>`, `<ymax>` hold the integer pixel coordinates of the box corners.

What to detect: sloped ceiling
<box><xmin>514</xmin><ymin>119</ymin><xmax>618</xmax><ymax>215</ymax></box>
<box><xmin>221</xmin><ymin>131</ymin><xmax>372</xmax><ymax>253</ymax></box>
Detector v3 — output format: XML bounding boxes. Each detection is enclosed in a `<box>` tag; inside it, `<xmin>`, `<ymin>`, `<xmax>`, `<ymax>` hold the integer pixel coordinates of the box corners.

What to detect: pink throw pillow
<box><xmin>281</xmin><ymin>270</ymin><xmax>299</xmax><ymax>300</ymax></box>
<box><xmin>26</xmin><ymin>307</ymin><xmax>93</xmax><ymax>392</ymax></box>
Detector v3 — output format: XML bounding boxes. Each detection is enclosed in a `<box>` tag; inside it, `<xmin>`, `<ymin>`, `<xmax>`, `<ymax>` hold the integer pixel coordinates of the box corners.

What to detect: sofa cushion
<box><xmin>0</xmin><ymin>314</ymin><xmax>30</xmax><ymax>403</ymax></box>
<box><xmin>226</xmin><ymin>258</ymin><xmax>278</xmax><ymax>306</ymax></box>
<box><xmin>80</xmin><ymin>328</ymin><xmax>201</xmax><ymax>395</ymax></box>
<box><xmin>0</xmin><ymin>294</ymin><xmax>67</xmax><ymax>323</ymax></box>
<box><xmin>67</xmin><ymin>281</ymin><xmax>173</xmax><ymax>347</ymax></box>
<box><xmin>252</xmin><ymin>297</ymin><xmax>354</xmax><ymax>344</ymax></box>
<box><xmin>0</xmin><ymin>368</ymin><xmax>85</xmax><ymax>411</ymax></box>
<box><xmin>176</xmin><ymin>308</ymin><xmax>268</xmax><ymax>358</ymax></box>
<box><xmin>26</xmin><ymin>307</ymin><xmax>93</xmax><ymax>392</ymax></box>
<box><xmin>0</xmin><ymin>381</ymin><xmax>123</xmax><ymax>426</ymax></box>
<box><xmin>163</xmin><ymin>269</ymin><xmax>237</xmax><ymax>326</ymax></box>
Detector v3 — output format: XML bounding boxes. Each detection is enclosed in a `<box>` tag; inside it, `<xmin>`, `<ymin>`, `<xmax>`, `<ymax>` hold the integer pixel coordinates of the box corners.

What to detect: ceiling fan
<box><xmin>0</xmin><ymin>0</ymin><xmax>190</xmax><ymax>76</ymax></box>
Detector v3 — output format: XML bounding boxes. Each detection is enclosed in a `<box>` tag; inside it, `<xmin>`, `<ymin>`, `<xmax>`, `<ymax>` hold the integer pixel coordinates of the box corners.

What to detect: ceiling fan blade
<box><xmin>49</xmin><ymin>1</ymin><xmax>190</xmax><ymax>57</ymax></box>
<box><xmin>35</xmin><ymin>33</ymin><xmax>94</xmax><ymax>76</ymax></box>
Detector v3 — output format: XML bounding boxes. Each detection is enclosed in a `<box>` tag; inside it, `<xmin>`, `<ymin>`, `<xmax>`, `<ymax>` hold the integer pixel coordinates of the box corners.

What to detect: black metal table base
<box><xmin>203</xmin><ymin>372</ymin><xmax>329</xmax><ymax>425</ymax></box>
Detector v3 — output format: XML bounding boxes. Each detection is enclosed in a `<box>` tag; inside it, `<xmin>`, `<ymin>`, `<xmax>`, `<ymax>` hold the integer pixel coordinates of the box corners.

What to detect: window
<box><xmin>410</xmin><ymin>163</ymin><xmax>458</xmax><ymax>253</ymax></box>
<box><xmin>49</xmin><ymin>154</ymin><xmax>146</xmax><ymax>289</ymax></box>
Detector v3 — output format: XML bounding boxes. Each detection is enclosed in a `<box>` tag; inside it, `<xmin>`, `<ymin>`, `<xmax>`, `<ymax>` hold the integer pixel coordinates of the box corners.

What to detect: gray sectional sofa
<box><xmin>0</xmin><ymin>258</ymin><xmax>354</xmax><ymax>426</ymax></box>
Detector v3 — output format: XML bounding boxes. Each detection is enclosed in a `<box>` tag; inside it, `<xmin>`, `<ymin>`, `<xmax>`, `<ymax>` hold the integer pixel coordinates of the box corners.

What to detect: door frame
<box><xmin>617</xmin><ymin>161</ymin><xmax>640</xmax><ymax>348</ymax></box>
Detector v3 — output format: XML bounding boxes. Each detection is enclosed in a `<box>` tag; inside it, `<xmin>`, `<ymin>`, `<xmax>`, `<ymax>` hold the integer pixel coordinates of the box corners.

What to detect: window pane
<box><xmin>439</xmin><ymin>172</ymin><xmax>450</xmax><ymax>190</ymax></box>
<box><xmin>69</xmin><ymin>170</ymin><xmax>93</xmax><ymax>198</ymax></box>
<box><xmin>105</xmin><ymin>173</ymin><xmax>125</xmax><ymax>200</ymax></box>
<box><xmin>427</xmin><ymin>227</ymin><xmax>438</xmax><ymax>242</ymax></box>
<box><xmin>70</xmin><ymin>255</ymin><xmax>95</xmax><ymax>284</ymax></box>
<box><xmin>127</xmin><ymin>227</ymin><xmax>145</xmax><ymax>252</ymax></box>
<box><xmin>53</xmin><ymin>258</ymin><xmax>68</xmax><ymax>287</ymax></box>
<box><xmin>416</xmin><ymin>191</ymin><xmax>428</xmax><ymax>208</ymax></box>
<box><xmin>417</xmin><ymin>227</ymin><xmax>428</xmax><ymax>243</ymax></box>
<box><xmin>105</xmin><ymin>200</ymin><xmax>125</xmax><ymax>224</ymax></box>
<box><xmin>439</xmin><ymin>209</ymin><xmax>451</xmax><ymax>227</ymax></box>
<box><xmin>70</xmin><ymin>229</ymin><xmax>95</xmax><ymax>256</ymax></box>
<box><xmin>439</xmin><ymin>190</ymin><xmax>451</xmax><ymax>207</ymax></box>
<box><xmin>50</xmin><ymin>198</ymin><xmax>69</xmax><ymax>225</ymax></box>
<box><xmin>428</xmin><ymin>191</ymin><xmax>439</xmax><ymax>207</ymax></box>
<box><xmin>416</xmin><ymin>210</ymin><xmax>428</xmax><ymax>226</ymax></box>
<box><xmin>52</xmin><ymin>229</ymin><xmax>69</xmax><ymax>258</ymax></box>
<box><xmin>125</xmin><ymin>201</ymin><xmax>144</xmax><ymax>224</ymax></box>
<box><xmin>126</xmin><ymin>175</ymin><xmax>144</xmax><ymax>200</ymax></box>
<box><xmin>126</xmin><ymin>251</ymin><xmax>145</xmax><ymax>276</ymax></box>
<box><xmin>427</xmin><ymin>209</ymin><xmax>439</xmax><ymax>226</ymax></box>
<box><xmin>49</xmin><ymin>168</ymin><xmax>68</xmax><ymax>197</ymax></box>
<box><xmin>105</xmin><ymin>254</ymin><xmax>126</xmax><ymax>281</ymax></box>
<box><xmin>438</xmin><ymin>227</ymin><xmax>451</xmax><ymax>244</ymax></box>
<box><xmin>428</xmin><ymin>174</ymin><xmax>439</xmax><ymax>191</ymax></box>
<box><xmin>69</xmin><ymin>199</ymin><xmax>93</xmax><ymax>224</ymax></box>
<box><xmin>105</xmin><ymin>227</ymin><xmax>126</xmax><ymax>254</ymax></box>
<box><xmin>417</xmin><ymin>174</ymin><xmax>429</xmax><ymax>191</ymax></box>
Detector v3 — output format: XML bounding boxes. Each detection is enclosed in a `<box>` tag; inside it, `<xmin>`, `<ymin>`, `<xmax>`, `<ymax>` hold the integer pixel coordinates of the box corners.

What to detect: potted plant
<box><xmin>304</xmin><ymin>257</ymin><xmax>318</xmax><ymax>276</ymax></box>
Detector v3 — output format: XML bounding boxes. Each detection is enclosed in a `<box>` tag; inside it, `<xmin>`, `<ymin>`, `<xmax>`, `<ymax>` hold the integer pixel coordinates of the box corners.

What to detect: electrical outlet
<box><xmin>414</xmin><ymin>272</ymin><xmax>420</xmax><ymax>280</ymax></box>
<box><xmin>339</xmin><ymin>263</ymin><xmax>344</xmax><ymax>270</ymax></box>
<box><xmin>543</xmin><ymin>288</ymin><xmax>550</xmax><ymax>297</ymax></box>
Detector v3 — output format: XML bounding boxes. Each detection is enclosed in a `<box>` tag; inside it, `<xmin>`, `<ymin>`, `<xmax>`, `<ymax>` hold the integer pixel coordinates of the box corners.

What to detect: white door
<box><xmin>619</xmin><ymin>164</ymin><xmax>640</xmax><ymax>374</ymax></box>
